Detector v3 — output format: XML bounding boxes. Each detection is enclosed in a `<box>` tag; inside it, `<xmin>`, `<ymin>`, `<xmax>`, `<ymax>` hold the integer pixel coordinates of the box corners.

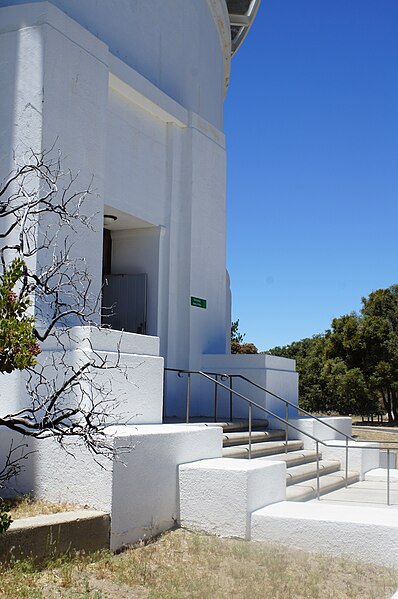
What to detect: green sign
<box><xmin>191</xmin><ymin>296</ymin><xmax>207</xmax><ymax>309</ymax></box>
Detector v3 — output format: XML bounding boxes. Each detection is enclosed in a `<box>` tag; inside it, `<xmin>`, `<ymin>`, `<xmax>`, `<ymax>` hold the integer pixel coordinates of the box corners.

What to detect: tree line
<box><xmin>264</xmin><ymin>286</ymin><xmax>398</xmax><ymax>423</ymax></box>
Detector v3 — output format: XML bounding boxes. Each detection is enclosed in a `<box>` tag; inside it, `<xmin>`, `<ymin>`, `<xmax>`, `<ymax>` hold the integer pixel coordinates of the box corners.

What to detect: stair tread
<box><xmin>223</xmin><ymin>440</ymin><xmax>304</xmax><ymax>458</ymax></box>
<box><xmin>220</xmin><ymin>420</ymin><xmax>269</xmax><ymax>432</ymax></box>
<box><xmin>257</xmin><ymin>450</ymin><xmax>320</xmax><ymax>468</ymax></box>
<box><xmin>286</xmin><ymin>460</ymin><xmax>341</xmax><ymax>485</ymax></box>
<box><xmin>223</xmin><ymin>430</ymin><xmax>285</xmax><ymax>446</ymax></box>
<box><xmin>286</xmin><ymin>471</ymin><xmax>360</xmax><ymax>502</ymax></box>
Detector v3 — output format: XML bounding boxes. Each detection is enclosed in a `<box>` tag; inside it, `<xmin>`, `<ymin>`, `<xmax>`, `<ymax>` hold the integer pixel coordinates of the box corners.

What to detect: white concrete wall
<box><xmin>0</xmin><ymin>0</ymin><xmax>229</xmax><ymax>129</ymax></box>
<box><xmin>321</xmin><ymin>440</ymin><xmax>380</xmax><ymax>481</ymax></box>
<box><xmin>251</xmin><ymin>501</ymin><xmax>398</xmax><ymax>568</ymax></box>
<box><xmin>53</xmin><ymin>327</ymin><xmax>164</xmax><ymax>425</ymax></box>
<box><xmin>180</xmin><ymin>458</ymin><xmax>286</xmax><ymax>540</ymax></box>
<box><xmin>0</xmin><ymin>2</ymin><xmax>293</xmax><ymax>426</ymax></box>
<box><xmin>0</xmin><ymin>327</ymin><xmax>164</xmax><ymax>426</ymax></box>
<box><xmin>288</xmin><ymin>418</ymin><xmax>382</xmax><ymax>478</ymax></box>
<box><xmin>196</xmin><ymin>353</ymin><xmax>299</xmax><ymax>421</ymax></box>
<box><xmin>109</xmin><ymin>424</ymin><xmax>222</xmax><ymax>548</ymax></box>
<box><xmin>106</xmin><ymin>87</ymin><xmax>168</xmax><ymax>225</ymax></box>
<box><xmin>0</xmin><ymin>424</ymin><xmax>223</xmax><ymax>549</ymax></box>
<box><xmin>0</xmin><ymin>3</ymin><xmax>108</xmax><ymax>324</ymax></box>
<box><xmin>105</xmin><ymin>67</ymin><xmax>229</xmax><ymax>382</ymax></box>
<box><xmin>0</xmin><ymin>2</ymin><xmax>231</xmax><ymax>418</ymax></box>
<box><xmin>0</xmin><ymin>14</ymin><xmax>43</xmax><ymax>173</ymax></box>
<box><xmin>289</xmin><ymin>417</ymin><xmax>353</xmax><ymax>450</ymax></box>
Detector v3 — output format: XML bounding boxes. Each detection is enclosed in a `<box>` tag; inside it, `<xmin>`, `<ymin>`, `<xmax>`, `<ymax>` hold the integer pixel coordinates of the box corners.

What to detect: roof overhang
<box><xmin>227</xmin><ymin>0</ymin><xmax>262</xmax><ymax>55</ymax></box>
<box><xmin>206</xmin><ymin>0</ymin><xmax>262</xmax><ymax>96</ymax></box>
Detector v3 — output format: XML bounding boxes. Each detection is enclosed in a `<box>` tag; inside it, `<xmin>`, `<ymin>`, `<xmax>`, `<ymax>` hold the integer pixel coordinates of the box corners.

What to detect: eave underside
<box><xmin>226</xmin><ymin>0</ymin><xmax>261</xmax><ymax>55</ymax></box>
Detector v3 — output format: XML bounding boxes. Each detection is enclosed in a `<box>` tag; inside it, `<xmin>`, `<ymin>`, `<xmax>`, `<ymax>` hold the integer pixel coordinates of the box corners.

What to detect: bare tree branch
<box><xmin>0</xmin><ymin>148</ymin><xmax>130</xmax><ymax>486</ymax></box>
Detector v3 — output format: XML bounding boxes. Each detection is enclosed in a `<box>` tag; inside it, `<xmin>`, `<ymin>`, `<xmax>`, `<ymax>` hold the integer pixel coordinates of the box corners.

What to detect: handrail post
<box><xmin>316</xmin><ymin>440</ymin><xmax>320</xmax><ymax>500</ymax></box>
<box><xmin>285</xmin><ymin>402</ymin><xmax>289</xmax><ymax>454</ymax></box>
<box><xmin>162</xmin><ymin>368</ymin><xmax>167</xmax><ymax>422</ymax></box>
<box><xmin>214</xmin><ymin>375</ymin><xmax>218</xmax><ymax>422</ymax></box>
<box><xmin>345</xmin><ymin>436</ymin><xmax>349</xmax><ymax>488</ymax></box>
<box><xmin>387</xmin><ymin>449</ymin><xmax>391</xmax><ymax>506</ymax></box>
<box><xmin>229</xmin><ymin>376</ymin><xmax>233</xmax><ymax>421</ymax></box>
<box><xmin>249</xmin><ymin>402</ymin><xmax>252</xmax><ymax>459</ymax></box>
<box><xmin>186</xmin><ymin>373</ymin><xmax>191</xmax><ymax>424</ymax></box>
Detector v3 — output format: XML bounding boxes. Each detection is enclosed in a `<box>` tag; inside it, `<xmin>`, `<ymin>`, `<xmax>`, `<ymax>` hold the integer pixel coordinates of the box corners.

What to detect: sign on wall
<box><xmin>191</xmin><ymin>296</ymin><xmax>207</xmax><ymax>309</ymax></box>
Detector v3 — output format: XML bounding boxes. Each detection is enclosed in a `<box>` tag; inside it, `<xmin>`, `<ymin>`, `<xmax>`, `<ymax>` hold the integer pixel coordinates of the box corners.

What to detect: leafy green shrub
<box><xmin>0</xmin><ymin>258</ymin><xmax>40</xmax><ymax>373</ymax></box>
<box><xmin>0</xmin><ymin>499</ymin><xmax>12</xmax><ymax>534</ymax></box>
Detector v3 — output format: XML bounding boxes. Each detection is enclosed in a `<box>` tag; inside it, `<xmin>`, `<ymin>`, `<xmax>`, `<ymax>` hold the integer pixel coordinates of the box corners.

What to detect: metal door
<box><xmin>102</xmin><ymin>274</ymin><xmax>147</xmax><ymax>334</ymax></box>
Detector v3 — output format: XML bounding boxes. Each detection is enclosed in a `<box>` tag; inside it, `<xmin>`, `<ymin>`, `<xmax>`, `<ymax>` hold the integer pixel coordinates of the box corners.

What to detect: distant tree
<box><xmin>326</xmin><ymin>286</ymin><xmax>398</xmax><ymax>422</ymax></box>
<box><xmin>231</xmin><ymin>319</ymin><xmax>258</xmax><ymax>354</ymax></box>
<box><xmin>265</xmin><ymin>335</ymin><xmax>329</xmax><ymax>413</ymax></box>
<box><xmin>264</xmin><ymin>286</ymin><xmax>398</xmax><ymax>419</ymax></box>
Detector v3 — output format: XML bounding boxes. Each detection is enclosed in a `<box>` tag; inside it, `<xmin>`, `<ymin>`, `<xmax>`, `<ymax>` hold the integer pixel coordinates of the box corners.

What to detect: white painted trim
<box><xmin>206</xmin><ymin>0</ymin><xmax>231</xmax><ymax>93</ymax></box>
<box><xmin>109</xmin><ymin>55</ymin><xmax>188</xmax><ymax>128</ymax></box>
<box><xmin>109</xmin><ymin>55</ymin><xmax>226</xmax><ymax>147</ymax></box>
<box><xmin>0</xmin><ymin>1</ymin><xmax>109</xmax><ymax>65</ymax></box>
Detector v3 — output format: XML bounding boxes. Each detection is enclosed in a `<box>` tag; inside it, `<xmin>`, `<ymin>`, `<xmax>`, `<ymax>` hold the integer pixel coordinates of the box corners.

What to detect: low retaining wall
<box><xmin>0</xmin><ymin>510</ymin><xmax>110</xmax><ymax>562</ymax></box>
<box><xmin>251</xmin><ymin>501</ymin><xmax>398</xmax><ymax>568</ymax></box>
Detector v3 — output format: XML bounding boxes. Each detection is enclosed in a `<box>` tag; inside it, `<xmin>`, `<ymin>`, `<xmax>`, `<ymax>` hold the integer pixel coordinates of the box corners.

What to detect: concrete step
<box><xmin>223</xmin><ymin>429</ymin><xmax>285</xmax><ymax>447</ymax></box>
<box><xmin>222</xmin><ymin>439</ymin><xmax>304</xmax><ymax>459</ymax></box>
<box><xmin>163</xmin><ymin>419</ymin><xmax>269</xmax><ymax>431</ymax></box>
<box><xmin>220</xmin><ymin>420</ymin><xmax>269</xmax><ymax>432</ymax></box>
<box><xmin>257</xmin><ymin>449</ymin><xmax>320</xmax><ymax>468</ymax></box>
<box><xmin>286</xmin><ymin>470</ymin><xmax>360</xmax><ymax>502</ymax></box>
<box><xmin>286</xmin><ymin>460</ymin><xmax>341</xmax><ymax>486</ymax></box>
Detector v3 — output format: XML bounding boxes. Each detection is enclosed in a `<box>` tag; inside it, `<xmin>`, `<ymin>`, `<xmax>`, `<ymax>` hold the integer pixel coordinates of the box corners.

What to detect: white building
<box><xmin>0</xmin><ymin>0</ymin><xmax>298</xmax><ymax>421</ymax></box>
<box><xmin>0</xmin><ymin>2</ymin><xmax>393</xmax><ymax>560</ymax></box>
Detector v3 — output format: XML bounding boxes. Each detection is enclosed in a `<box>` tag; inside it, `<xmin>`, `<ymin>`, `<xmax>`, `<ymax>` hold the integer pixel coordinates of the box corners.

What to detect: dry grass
<box><xmin>353</xmin><ymin>428</ymin><xmax>398</xmax><ymax>445</ymax></box>
<box><xmin>7</xmin><ymin>495</ymin><xmax>80</xmax><ymax>520</ymax></box>
<box><xmin>0</xmin><ymin>529</ymin><xmax>397</xmax><ymax>598</ymax></box>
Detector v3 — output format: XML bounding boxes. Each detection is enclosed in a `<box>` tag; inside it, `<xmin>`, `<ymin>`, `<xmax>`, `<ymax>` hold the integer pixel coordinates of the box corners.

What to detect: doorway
<box><xmin>102</xmin><ymin>228</ymin><xmax>148</xmax><ymax>334</ymax></box>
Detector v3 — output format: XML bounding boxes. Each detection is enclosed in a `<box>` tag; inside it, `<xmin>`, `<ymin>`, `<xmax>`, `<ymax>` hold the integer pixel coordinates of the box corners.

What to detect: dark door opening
<box><xmin>102</xmin><ymin>228</ymin><xmax>148</xmax><ymax>334</ymax></box>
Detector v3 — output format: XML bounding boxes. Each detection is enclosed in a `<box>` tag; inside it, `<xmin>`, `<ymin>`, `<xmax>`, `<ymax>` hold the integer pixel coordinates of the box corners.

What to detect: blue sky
<box><xmin>224</xmin><ymin>0</ymin><xmax>398</xmax><ymax>351</ymax></box>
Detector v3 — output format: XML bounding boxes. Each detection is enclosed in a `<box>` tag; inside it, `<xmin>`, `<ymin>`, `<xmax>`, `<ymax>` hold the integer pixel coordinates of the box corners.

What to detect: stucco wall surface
<box><xmin>180</xmin><ymin>457</ymin><xmax>286</xmax><ymax>539</ymax></box>
<box><xmin>195</xmin><ymin>353</ymin><xmax>298</xmax><ymax>421</ymax></box>
<box><xmin>0</xmin><ymin>1</ymin><xmax>231</xmax><ymax>416</ymax></box>
<box><xmin>289</xmin><ymin>417</ymin><xmax>353</xmax><ymax>450</ymax></box>
<box><xmin>0</xmin><ymin>0</ymin><xmax>228</xmax><ymax>128</ymax></box>
<box><xmin>0</xmin><ymin>327</ymin><xmax>164</xmax><ymax>424</ymax></box>
<box><xmin>108</xmin><ymin>424</ymin><xmax>223</xmax><ymax>549</ymax></box>
<box><xmin>1</xmin><ymin>424</ymin><xmax>223</xmax><ymax>550</ymax></box>
<box><xmin>321</xmin><ymin>440</ymin><xmax>381</xmax><ymax>480</ymax></box>
<box><xmin>251</xmin><ymin>501</ymin><xmax>398</xmax><ymax>567</ymax></box>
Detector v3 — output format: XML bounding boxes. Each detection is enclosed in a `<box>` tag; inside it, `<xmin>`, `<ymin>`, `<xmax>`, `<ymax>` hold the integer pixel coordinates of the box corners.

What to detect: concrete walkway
<box><xmin>310</xmin><ymin>479</ymin><xmax>398</xmax><ymax>509</ymax></box>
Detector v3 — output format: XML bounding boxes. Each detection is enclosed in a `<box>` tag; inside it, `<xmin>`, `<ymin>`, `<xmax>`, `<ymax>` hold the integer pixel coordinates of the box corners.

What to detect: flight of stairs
<box><xmin>220</xmin><ymin>420</ymin><xmax>359</xmax><ymax>501</ymax></box>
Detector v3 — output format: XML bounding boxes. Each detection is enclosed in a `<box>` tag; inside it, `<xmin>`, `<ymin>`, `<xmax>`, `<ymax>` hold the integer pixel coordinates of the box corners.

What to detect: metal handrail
<box><xmin>229</xmin><ymin>373</ymin><xmax>359</xmax><ymax>443</ymax></box>
<box><xmin>227</xmin><ymin>373</ymin><xmax>398</xmax><ymax>451</ymax></box>
<box><xmin>164</xmin><ymin>367</ymin><xmax>396</xmax><ymax>505</ymax></box>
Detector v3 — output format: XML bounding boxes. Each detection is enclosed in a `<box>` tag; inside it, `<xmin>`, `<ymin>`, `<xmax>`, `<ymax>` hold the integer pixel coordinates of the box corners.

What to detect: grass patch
<box><xmin>7</xmin><ymin>495</ymin><xmax>80</xmax><ymax>520</ymax></box>
<box><xmin>0</xmin><ymin>529</ymin><xmax>396</xmax><ymax>598</ymax></box>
